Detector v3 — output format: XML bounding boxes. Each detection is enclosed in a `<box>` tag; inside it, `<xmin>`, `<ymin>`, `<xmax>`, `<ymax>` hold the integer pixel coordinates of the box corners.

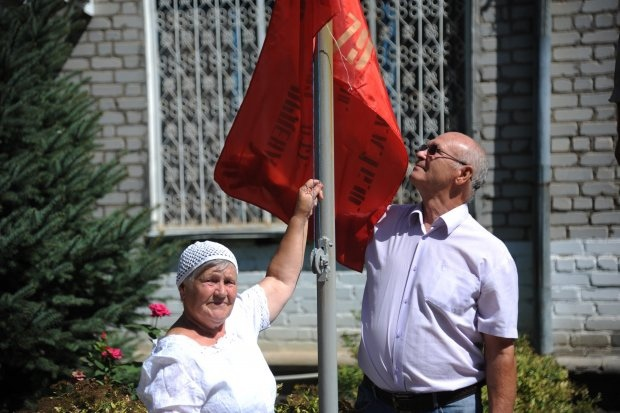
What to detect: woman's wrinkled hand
<box><xmin>296</xmin><ymin>179</ymin><xmax>324</xmax><ymax>218</ymax></box>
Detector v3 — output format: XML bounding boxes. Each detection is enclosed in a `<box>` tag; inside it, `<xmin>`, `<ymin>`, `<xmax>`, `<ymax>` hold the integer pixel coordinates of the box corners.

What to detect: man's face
<box><xmin>410</xmin><ymin>135</ymin><xmax>466</xmax><ymax>191</ymax></box>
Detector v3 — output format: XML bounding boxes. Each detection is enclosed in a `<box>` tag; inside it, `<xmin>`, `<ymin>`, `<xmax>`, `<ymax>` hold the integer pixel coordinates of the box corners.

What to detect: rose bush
<box><xmin>30</xmin><ymin>303</ymin><xmax>173</xmax><ymax>411</ymax></box>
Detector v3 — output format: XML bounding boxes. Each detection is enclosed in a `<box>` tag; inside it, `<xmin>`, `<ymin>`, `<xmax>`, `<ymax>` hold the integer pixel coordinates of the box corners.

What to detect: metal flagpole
<box><xmin>311</xmin><ymin>21</ymin><xmax>339</xmax><ymax>413</ymax></box>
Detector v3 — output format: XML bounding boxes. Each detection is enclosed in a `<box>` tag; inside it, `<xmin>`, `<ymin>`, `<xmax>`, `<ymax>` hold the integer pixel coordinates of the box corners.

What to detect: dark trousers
<box><xmin>353</xmin><ymin>376</ymin><xmax>482</xmax><ymax>413</ymax></box>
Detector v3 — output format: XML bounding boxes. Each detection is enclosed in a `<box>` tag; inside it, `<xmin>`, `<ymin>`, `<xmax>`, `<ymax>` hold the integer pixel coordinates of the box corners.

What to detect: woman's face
<box><xmin>180</xmin><ymin>262</ymin><xmax>238</xmax><ymax>330</ymax></box>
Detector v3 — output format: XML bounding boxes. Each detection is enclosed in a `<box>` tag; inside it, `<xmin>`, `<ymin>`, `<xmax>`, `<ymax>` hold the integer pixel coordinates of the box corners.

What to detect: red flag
<box><xmin>214</xmin><ymin>0</ymin><xmax>408</xmax><ymax>272</ymax></box>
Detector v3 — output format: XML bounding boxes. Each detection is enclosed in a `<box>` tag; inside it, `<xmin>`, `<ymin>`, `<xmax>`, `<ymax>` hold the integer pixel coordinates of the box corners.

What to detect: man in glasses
<box><xmin>354</xmin><ymin>132</ymin><xmax>519</xmax><ymax>413</ymax></box>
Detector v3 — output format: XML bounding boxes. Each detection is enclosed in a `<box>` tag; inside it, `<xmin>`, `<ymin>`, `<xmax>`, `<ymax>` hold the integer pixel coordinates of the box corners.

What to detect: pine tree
<box><xmin>0</xmin><ymin>1</ymin><xmax>177</xmax><ymax>409</ymax></box>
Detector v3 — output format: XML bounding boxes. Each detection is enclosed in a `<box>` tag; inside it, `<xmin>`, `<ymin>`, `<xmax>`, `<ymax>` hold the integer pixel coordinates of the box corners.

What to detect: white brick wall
<box><xmin>63</xmin><ymin>0</ymin><xmax>147</xmax><ymax>217</ymax></box>
<box><xmin>67</xmin><ymin>0</ymin><xmax>620</xmax><ymax>372</ymax></box>
<box><xmin>551</xmin><ymin>239</ymin><xmax>620</xmax><ymax>372</ymax></box>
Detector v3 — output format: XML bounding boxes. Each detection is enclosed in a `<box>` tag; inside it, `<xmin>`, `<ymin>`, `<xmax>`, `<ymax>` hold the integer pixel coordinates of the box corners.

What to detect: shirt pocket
<box><xmin>424</xmin><ymin>262</ymin><xmax>480</xmax><ymax>315</ymax></box>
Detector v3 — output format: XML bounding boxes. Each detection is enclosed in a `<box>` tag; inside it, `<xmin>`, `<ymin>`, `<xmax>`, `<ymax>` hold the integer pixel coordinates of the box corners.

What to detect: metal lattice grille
<box><xmin>147</xmin><ymin>0</ymin><xmax>465</xmax><ymax>231</ymax></box>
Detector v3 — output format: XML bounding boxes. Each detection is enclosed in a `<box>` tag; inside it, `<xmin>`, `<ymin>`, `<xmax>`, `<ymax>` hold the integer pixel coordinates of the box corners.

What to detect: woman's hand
<box><xmin>295</xmin><ymin>179</ymin><xmax>324</xmax><ymax>219</ymax></box>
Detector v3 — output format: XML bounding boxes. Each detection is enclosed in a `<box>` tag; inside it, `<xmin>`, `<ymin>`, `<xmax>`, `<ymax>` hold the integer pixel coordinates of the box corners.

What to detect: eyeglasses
<box><xmin>416</xmin><ymin>142</ymin><xmax>468</xmax><ymax>165</ymax></box>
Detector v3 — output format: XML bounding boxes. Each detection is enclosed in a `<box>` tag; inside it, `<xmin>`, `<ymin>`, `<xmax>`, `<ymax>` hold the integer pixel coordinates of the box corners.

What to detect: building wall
<box><xmin>65</xmin><ymin>1</ymin><xmax>148</xmax><ymax>217</ymax></box>
<box><xmin>552</xmin><ymin>239</ymin><xmax>620</xmax><ymax>372</ymax></box>
<box><xmin>64</xmin><ymin>0</ymin><xmax>620</xmax><ymax>372</ymax></box>
<box><xmin>472</xmin><ymin>0</ymin><xmax>620</xmax><ymax>373</ymax></box>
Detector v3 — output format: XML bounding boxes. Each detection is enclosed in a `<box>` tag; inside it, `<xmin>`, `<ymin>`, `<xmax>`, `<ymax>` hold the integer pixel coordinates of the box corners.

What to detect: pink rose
<box><xmin>101</xmin><ymin>346</ymin><xmax>123</xmax><ymax>360</ymax></box>
<box><xmin>149</xmin><ymin>303</ymin><xmax>171</xmax><ymax>317</ymax></box>
<box><xmin>100</xmin><ymin>331</ymin><xmax>107</xmax><ymax>340</ymax></box>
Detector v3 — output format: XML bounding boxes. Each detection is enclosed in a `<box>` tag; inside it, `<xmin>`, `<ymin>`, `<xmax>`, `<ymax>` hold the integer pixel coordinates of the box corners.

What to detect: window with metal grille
<box><xmin>144</xmin><ymin>0</ymin><xmax>466</xmax><ymax>235</ymax></box>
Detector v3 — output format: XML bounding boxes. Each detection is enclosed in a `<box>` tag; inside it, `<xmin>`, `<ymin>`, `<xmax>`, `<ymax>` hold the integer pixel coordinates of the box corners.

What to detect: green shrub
<box><xmin>23</xmin><ymin>305</ymin><xmax>173</xmax><ymax>412</ymax></box>
<box><xmin>275</xmin><ymin>335</ymin><xmax>600</xmax><ymax>413</ymax></box>
<box><xmin>276</xmin><ymin>384</ymin><xmax>320</xmax><ymax>413</ymax></box>
<box><xmin>275</xmin><ymin>365</ymin><xmax>359</xmax><ymax>413</ymax></box>
<box><xmin>32</xmin><ymin>378</ymin><xmax>146</xmax><ymax>413</ymax></box>
<box><xmin>500</xmin><ymin>336</ymin><xmax>600</xmax><ymax>413</ymax></box>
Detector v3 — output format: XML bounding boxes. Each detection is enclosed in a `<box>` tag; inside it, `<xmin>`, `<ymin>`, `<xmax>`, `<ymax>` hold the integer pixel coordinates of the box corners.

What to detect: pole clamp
<box><xmin>310</xmin><ymin>236</ymin><xmax>332</xmax><ymax>282</ymax></box>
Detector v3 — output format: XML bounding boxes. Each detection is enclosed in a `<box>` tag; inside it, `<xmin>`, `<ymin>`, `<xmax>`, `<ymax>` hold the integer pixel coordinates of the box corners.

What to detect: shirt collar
<box><xmin>409</xmin><ymin>203</ymin><xmax>469</xmax><ymax>235</ymax></box>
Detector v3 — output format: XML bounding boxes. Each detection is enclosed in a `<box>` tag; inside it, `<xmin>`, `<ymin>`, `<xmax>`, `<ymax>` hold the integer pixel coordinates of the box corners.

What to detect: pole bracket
<box><xmin>311</xmin><ymin>236</ymin><xmax>332</xmax><ymax>282</ymax></box>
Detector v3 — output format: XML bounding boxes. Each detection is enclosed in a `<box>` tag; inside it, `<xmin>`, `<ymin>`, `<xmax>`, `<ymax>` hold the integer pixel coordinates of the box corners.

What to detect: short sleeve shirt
<box><xmin>358</xmin><ymin>204</ymin><xmax>519</xmax><ymax>393</ymax></box>
<box><xmin>137</xmin><ymin>285</ymin><xmax>275</xmax><ymax>412</ymax></box>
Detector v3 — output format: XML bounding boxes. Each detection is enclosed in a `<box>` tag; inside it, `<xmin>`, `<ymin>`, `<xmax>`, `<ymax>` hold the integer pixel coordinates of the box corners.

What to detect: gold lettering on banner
<box><xmin>347</xmin><ymin>115</ymin><xmax>388</xmax><ymax>207</ymax></box>
<box><xmin>336</xmin><ymin>12</ymin><xmax>374</xmax><ymax>71</ymax></box>
<box><xmin>267</xmin><ymin>86</ymin><xmax>301</xmax><ymax>159</ymax></box>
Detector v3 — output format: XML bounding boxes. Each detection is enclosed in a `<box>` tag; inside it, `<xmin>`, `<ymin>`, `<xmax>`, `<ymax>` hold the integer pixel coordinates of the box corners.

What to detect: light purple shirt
<box><xmin>358</xmin><ymin>203</ymin><xmax>519</xmax><ymax>393</ymax></box>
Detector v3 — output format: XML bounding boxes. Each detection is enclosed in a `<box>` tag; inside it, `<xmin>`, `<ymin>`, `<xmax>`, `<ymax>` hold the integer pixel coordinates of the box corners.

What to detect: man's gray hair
<box><xmin>458</xmin><ymin>142</ymin><xmax>488</xmax><ymax>198</ymax></box>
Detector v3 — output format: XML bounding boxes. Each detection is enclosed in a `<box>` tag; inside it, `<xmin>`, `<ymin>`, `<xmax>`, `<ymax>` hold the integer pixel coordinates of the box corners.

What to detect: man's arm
<box><xmin>483</xmin><ymin>333</ymin><xmax>517</xmax><ymax>413</ymax></box>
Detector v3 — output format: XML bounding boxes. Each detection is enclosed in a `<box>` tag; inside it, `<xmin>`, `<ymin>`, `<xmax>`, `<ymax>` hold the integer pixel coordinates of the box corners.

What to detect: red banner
<box><xmin>214</xmin><ymin>0</ymin><xmax>408</xmax><ymax>272</ymax></box>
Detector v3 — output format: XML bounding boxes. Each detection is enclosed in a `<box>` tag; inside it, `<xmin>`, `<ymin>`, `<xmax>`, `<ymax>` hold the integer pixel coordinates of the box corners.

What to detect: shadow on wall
<box><xmin>571</xmin><ymin>372</ymin><xmax>620</xmax><ymax>412</ymax></box>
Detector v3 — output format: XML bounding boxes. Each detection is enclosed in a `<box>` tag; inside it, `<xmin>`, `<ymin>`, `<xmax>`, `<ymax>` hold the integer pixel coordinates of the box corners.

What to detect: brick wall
<box><xmin>474</xmin><ymin>0</ymin><xmax>538</xmax><ymax>241</ymax></box>
<box><xmin>63</xmin><ymin>1</ymin><xmax>148</xmax><ymax>217</ymax></box>
<box><xmin>548</xmin><ymin>0</ymin><xmax>619</xmax><ymax>239</ymax></box>
<box><xmin>552</xmin><ymin>239</ymin><xmax>620</xmax><ymax>372</ymax></box>
<box><xmin>548</xmin><ymin>0</ymin><xmax>619</xmax><ymax>370</ymax></box>
<box><xmin>474</xmin><ymin>0</ymin><xmax>620</xmax><ymax>372</ymax></box>
<box><xmin>66</xmin><ymin>0</ymin><xmax>620</xmax><ymax>371</ymax></box>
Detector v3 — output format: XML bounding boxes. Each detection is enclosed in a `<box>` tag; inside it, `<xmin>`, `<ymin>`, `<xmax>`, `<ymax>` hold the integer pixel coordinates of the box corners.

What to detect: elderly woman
<box><xmin>137</xmin><ymin>179</ymin><xmax>324</xmax><ymax>412</ymax></box>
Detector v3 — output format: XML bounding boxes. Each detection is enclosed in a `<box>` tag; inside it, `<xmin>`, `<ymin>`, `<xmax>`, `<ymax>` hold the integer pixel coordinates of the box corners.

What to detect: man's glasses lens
<box><xmin>416</xmin><ymin>144</ymin><xmax>438</xmax><ymax>155</ymax></box>
<box><xmin>416</xmin><ymin>142</ymin><xmax>467</xmax><ymax>165</ymax></box>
